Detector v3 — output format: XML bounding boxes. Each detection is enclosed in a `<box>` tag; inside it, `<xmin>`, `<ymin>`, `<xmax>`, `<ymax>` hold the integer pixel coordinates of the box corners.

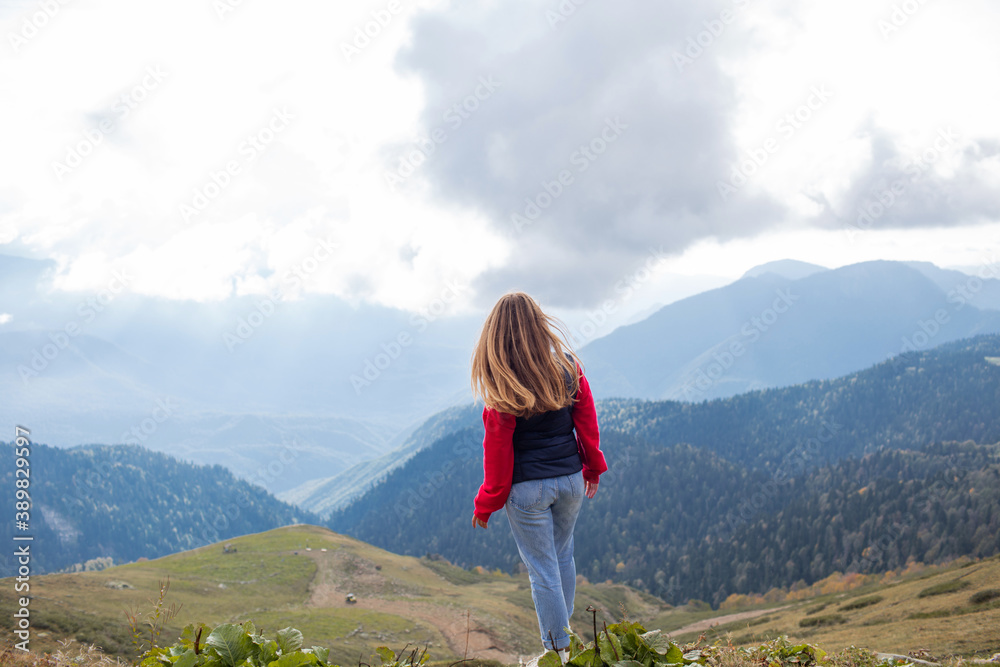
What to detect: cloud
<box><xmin>3</xmin><ymin>0</ymin><xmax>998</xmax><ymax>312</ymax></box>
<box><xmin>394</xmin><ymin>1</ymin><xmax>785</xmax><ymax>307</ymax></box>
<box><xmin>818</xmin><ymin>123</ymin><xmax>1000</xmax><ymax>234</ymax></box>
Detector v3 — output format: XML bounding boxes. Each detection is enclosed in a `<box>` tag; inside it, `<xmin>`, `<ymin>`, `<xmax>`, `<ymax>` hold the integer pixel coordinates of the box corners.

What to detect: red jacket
<box><xmin>473</xmin><ymin>364</ymin><xmax>606</xmax><ymax>523</ymax></box>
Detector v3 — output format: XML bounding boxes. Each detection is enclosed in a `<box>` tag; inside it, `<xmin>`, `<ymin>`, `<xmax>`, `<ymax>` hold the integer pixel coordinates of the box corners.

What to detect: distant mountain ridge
<box><xmin>741</xmin><ymin>259</ymin><xmax>828</xmax><ymax>280</ymax></box>
<box><xmin>6</xmin><ymin>252</ymin><xmax>1000</xmax><ymax>508</ymax></box>
<box><xmin>0</xmin><ymin>253</ymin><xmax>480</xmax><ymax>493</ymax></box>
<box><xmin>580</xmin><ymin>260</ymin><xmax>1000</xmax><ymax>401</ymax></box>
<box><xmin>277</xmin><ymin>403</ymin><xmax>481</xmax><ymax>516</ymax></box>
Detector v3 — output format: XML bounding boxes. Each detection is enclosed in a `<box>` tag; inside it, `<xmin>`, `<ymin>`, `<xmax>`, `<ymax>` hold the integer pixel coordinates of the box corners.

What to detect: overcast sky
<box><xmin>1</xmin><ymin>0</ymin><xmax>998</xmax><ymax>317</ymax></box>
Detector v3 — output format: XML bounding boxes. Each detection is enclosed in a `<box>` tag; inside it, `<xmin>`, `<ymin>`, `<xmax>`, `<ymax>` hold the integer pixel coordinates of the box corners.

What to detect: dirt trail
<box><xmin>301</xmin><ymin>550</ymin><xmax>523</xmax><ymax>664</ymax></box>
<box><xmin>669</xmin><ymin>606</ymin><xmax>791</xmax><ymax>637</ymax></box>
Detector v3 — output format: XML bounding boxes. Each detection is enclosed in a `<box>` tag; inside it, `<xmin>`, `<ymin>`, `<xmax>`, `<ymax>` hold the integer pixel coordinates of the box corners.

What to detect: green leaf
<box><xmin>178</xmin><ymin>624</ymin><xmax>197</xmax><ymax>648</ymax></box>
<box><xmin>276</xmin><ymin>628</ymin><xmax>304</xmax><ymax>655</ymax></box>
<box><xmin>139</xmin><ymin>654</ymin><xmax>168</xmax><ymax>667</ymax></box>
<box><xmin>307</xmin><ymin>647</ymin><xmax>331</xmax><ymax>664</ymax></box>
<box><xmin>180</xmin><ymin>623</ymin><xmax>214</xmax><ymax>651</ymax></box>
<box><xmin>375</xmin><ymin>647</ymin><xmax>396</xmax><ymax>664</ymax></box>
<box><xmin>639</xmin><ymin>631</ymin><xmax>671</xmax><ymax>655</ymax></box>
<box><xmin>613</xmin><ymin>660</ymin><xmax>645</xmax><ymax>667</ymax></box>
<box><xmin>598</xmin><ymin>634</ymin><xmax>617</xmax><ymax>663</ymax></box>
<box><xmin>539</xmin><ymin>650</ymin><xmax>564</xmax><ymax>667</ymax></box>
<box><xmin>620</xmin><ymin>630</ymin><xmax>640</xmax><ymax>656</ymax></box>
<box><xmin>664</xmin><ymin>645</ymin><xmax>684</xmax><ymax>664</ymax></box>
<box><xmin>607</xmin><ymin>632</ymin><xmax>624</xmax><ymax>662</ymax></box>
<box><xmin>566</xmin><ymin>631</ymin><xmax>585</xmax><ymax>660</ymax></box>
<box><xmin>259</xmin><ymin>640</ymin><xmax>280</xmax><ymax>665</ymax></box>
<box><xmin>206</xmin><ymin>624</ymin><xmax>254</xmax><ymax>667</ymax></box>
<box><xmin>174</xmin><ymin>650</ymin><xmax>200</xmax><ymax>667</ymax></box>
<box><xmin>682</xmin><ymin>651</ymin><xmax>703</xmax><ymax>663</ymax></box>
<box><xmin>570</xmin><ymin>647</ymin><xmax>597</xmax><ymax>667</ymax></box>
<box><xmin>268</xmin><ymin>654</ymin><xmax>319</xmax><ymax>667</ymax></box>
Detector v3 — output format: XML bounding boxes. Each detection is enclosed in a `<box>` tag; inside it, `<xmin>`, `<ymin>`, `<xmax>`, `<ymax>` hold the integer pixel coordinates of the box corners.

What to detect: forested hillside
<box><xmin>0</xmin><ymin>442</ymin><xmax>318</xmax><ymax>576</ymax></box>
<box><xmin>597</xmin><ymin>335</ymin><xmax>1000</xmax><ymax>470</ymax></box>
<box><xmin>329</xmin><ymin>335</ymin><xmax>1000</xmax><ymax>606</ymax></box>
<box><xmin>330</xmin><ymin>428</ymin><xmax>999</xmax><ymax>606</ymax></box>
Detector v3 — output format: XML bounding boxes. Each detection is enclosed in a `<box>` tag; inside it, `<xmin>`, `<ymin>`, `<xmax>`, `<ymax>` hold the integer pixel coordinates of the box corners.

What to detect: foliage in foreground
<box><xmin>136</xmin><ymin>620</ymin><xmax>358</xmax><ymax>667</ymax></box>
<box><xmin>538</xmin><ymin>617</ymin><xmax>829</xmax><ymax>667</ymax></box>
<box><xmin>131</xmin><ymin>615</ymin><xmax>837</xmax><ymax>667</ymax></box>
<box><xmin>45</xmin><ymin>602</ymin><xmax>995</xmax><ymax>667</ymax></box>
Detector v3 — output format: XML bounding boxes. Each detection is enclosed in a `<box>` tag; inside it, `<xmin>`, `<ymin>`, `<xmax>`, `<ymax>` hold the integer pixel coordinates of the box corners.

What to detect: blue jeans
<box><xmin>504</xmin><ymin>470</ymin><xmax>585</xmax><ymax>651</ymax></box>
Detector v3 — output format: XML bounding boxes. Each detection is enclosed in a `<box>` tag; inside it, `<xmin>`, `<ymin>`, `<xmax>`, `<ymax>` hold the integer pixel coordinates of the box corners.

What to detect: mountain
<box><xmin>0</xmin><ymin>330</ymin><xmax>399</xmax><ymax>493</ymax></box>
<box><xmin>596</xmin><ymin>334</ymin><xmax>1000</xmax><ymax>470</ymax></box>
<box><xmin>904</xmin><ymin>260</ymin><xmax>1000</xmax><ymax>310</ymax></box>
<box><xmin>580</xmin><ymin>260</ymin><xmax>1000</xmax><ymax>400</ymax></box>
<box><xmin>0</xmin><ymin>252</ymin><xmax>480</xmax><ymax>492</ymax></box>
<box><xmin>7</xmin><ymin>252</ymin><xmax>1000</xmax><ymax>506</ymax></box>
<box><xmin>277</xmin><ymin>403</ymin><xmax>481</xmax><ymax>517</ymax></box>
<box><xmin>0</xmin><ymin>441</ymin><xmax>319</xmax><ymax>576</ymax></box>
<box><xmin>741</xmin><ymin>259</ymin><xmax>828</xmax><ymax>280</ymax></box>
<box><xmin>327</xmin><ymin>335</ymin><xmax>1000</xmax><ymax>606</ymax></box>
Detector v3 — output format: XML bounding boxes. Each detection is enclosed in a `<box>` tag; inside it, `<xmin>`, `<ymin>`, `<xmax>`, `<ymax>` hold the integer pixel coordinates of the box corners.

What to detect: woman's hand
<box><xmin>585</xmin><ymin>480</ymin><xmax>598</xmax><ymax>498</ymax></box>
<box><xmin>472</xmin><ymin>514</ymin><xmax>489</xmax><ymax>529</ymax></box>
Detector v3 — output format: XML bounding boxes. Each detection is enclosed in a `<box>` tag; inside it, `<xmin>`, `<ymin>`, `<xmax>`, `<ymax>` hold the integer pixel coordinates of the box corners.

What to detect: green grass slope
<box><xmin>0</xmin><ymin>524</ymin><xmax>665</xmax><ymax>665</ymax></box>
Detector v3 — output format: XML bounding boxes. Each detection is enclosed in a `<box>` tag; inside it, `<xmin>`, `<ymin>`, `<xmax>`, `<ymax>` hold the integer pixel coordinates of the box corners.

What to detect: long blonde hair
<box><xmin>471</xmin><ymin>291</ymin><xmax>582</xmax><ymax>417</ymax></box>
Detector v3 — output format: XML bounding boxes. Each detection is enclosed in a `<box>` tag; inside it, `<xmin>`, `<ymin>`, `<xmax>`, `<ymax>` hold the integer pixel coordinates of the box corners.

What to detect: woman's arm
<box><xmin>572</xmin><ymin>364</ymin><xmax>607</xmax><ymax>484</ymax></box>
<box><xmin>472</xmin><ymin>406</ymin><xmax>517</xmax><ymax>525</ymax></box>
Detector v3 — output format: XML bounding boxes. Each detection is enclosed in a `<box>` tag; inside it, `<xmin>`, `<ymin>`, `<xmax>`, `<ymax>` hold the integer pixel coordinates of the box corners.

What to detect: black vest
<box><xmin>510</xmin><ymin>361</ymin><xmax>583</xmax><ymax>484</ymax></box>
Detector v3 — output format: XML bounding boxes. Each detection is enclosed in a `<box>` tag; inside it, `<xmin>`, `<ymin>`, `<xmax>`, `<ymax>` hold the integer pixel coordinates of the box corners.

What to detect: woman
<box><xmin>470</xmin><ymin>291</ymin><xmax>607</xmax><ymax>664</ymax></box>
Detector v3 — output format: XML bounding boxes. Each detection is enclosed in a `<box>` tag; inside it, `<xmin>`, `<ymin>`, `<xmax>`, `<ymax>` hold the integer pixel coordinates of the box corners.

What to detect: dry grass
<box><xmin>0</xmin><ymin>638</ymin><xmax>132</xmax><ymax>666</ymax></box>
<box><xmin>665</xmin><ymin>556</ymin><xmax>1000</xmax><ymax>658</ymax></box>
